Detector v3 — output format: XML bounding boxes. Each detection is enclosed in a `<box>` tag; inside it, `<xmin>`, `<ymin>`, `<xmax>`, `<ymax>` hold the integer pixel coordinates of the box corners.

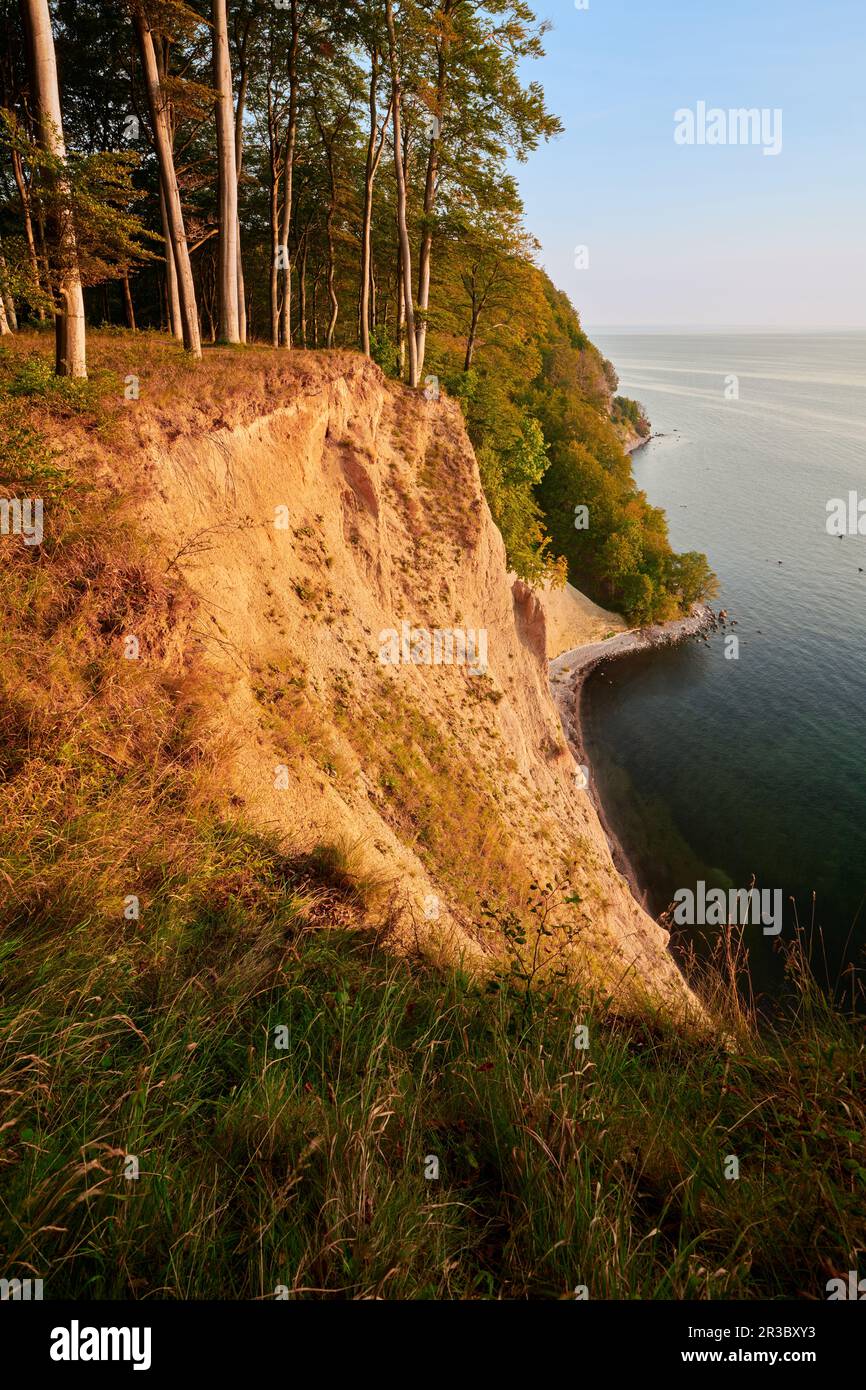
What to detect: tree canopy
<box><xmin>0</xmin><ymin>0</ymin><xmax>716</xmax><ymax>617</ymax></box>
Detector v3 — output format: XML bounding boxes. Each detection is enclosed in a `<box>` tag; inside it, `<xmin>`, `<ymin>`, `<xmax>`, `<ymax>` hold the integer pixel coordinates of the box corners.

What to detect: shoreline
<box><xmin>550</xmin><ymin>603</ymin><xmax>716</xmax><ymax>906</ymax></box>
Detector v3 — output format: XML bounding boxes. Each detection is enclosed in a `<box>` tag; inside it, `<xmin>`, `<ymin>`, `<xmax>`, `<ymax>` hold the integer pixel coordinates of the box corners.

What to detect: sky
<box><xmin>514</xmin><ymin>0</ymin><xmax>866</xmax><ymax>330</ymax></box>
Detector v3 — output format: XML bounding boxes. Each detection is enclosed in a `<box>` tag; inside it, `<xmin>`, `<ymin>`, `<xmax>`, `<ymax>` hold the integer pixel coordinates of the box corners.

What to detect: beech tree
<box><xmin>385</xmin><ymin>0</ymin><xmax>418</xmax><ymax>386</ymax></box>
<box><xmin>0</xmin><ymin>236</ymin><xmax>12</xmax><ymax>332</ymax></box>
<box><xmin>22</xmin><ymin>0</ymin><xmax>86</xmax><ymax>375</ymax></box>
<box><xmin>0</xmin><ymin>0</ymin><xmax>713</xmax><ymax>607</ymax></box>
<box><xmin>355</xmin><ymin>6</ymin><xmax>391</xmax><ymax>356</ymax></box>
<box><xmin>132</xmin><ymin>0</ymin><xmax>202</xmax><ymax>358</ymax></box>
<box><xmin>212</xmin><ymin>0</ymin><xmax>239</xmax><ymax>341</ymax></box>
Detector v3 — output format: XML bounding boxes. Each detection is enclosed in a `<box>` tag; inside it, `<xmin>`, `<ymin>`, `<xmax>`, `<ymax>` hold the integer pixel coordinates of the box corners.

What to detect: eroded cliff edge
<box><xmin>131</xmin><ymin>351</ymin><xmax>706</xmax><ymax>1025</ymax></box>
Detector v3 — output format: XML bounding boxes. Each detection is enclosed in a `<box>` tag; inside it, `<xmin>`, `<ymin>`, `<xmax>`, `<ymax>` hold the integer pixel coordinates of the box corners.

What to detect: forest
<box><xmin>0</xmin><ymin>0</ymin><xmax>716</xmax><ymax>620</ymax></box>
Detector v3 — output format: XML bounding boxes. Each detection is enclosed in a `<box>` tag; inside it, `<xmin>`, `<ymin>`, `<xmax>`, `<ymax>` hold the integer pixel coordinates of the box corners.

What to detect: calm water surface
<box><xmin>583</xmin><ymin>333</ymin><xmax>866</xmax><ymax>996</ymax></box>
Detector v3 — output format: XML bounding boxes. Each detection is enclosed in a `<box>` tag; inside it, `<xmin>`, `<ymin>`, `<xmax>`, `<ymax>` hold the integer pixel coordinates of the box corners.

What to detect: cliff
<box><xmin>120</xmin><ymin>349</ymin><xmax>705</xmax><ymax>1024</ymax></box>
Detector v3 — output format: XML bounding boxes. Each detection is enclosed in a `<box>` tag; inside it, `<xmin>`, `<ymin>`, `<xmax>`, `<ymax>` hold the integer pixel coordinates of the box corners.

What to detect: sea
<box><xmin>582</xmin><ymin>331</ymin><xmax>866</xmax><ymax>1000</ymax></box>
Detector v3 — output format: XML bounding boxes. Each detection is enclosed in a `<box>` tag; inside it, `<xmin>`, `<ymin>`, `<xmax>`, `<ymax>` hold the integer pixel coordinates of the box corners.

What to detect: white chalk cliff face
<box><xmin>135</xmin><ymin>351</ymin><xmax>706</xmax><ymax>1025</ymax></box>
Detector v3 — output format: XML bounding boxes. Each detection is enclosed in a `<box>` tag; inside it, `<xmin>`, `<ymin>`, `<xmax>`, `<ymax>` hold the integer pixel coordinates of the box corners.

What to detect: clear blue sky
<box><xmin>515</xmin><ymin>0</ymin><xmax>866</xmax><ymax>329</ymax></box>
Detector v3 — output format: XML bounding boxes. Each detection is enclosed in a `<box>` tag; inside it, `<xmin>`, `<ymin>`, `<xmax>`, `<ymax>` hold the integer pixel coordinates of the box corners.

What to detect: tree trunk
<box><xmin>0</xmin><ymin>238</ymin><xmax>17</xmax><ymax>331</ymax></box>
<box><xmin>135</xmin><ymin>9</ymin><xmax>201</xmax><ymax>359</ymax></box>
<box><xmin>269</xmin><ymin>179</ymin><xmax>279</xmax><ymax>347</ymax></box>
<box><xmin>396</xmin><ymin>236</ymin><xmax>405</xmax><ymax>375</ymax></box>
<box><xmin>464</xmin><ymin>307</ymin><xmax>480</xmax><ymax>371</ymax></box>
<box><xmin>265</xmin><ymin>85</ymin><xmax>280</xmax><ymax>348</ymax></box>
<box><xmin>313</xmin><ymin>107</ymin><xmax>344</xmax><ymax>350</ymax></box>
<box><xmin>324</xmin><ymin>213</ymin><xmax>337</xmax><ymax>347</ymax></box>
<box><xmin>212</xmin><ymin>0</ymin><xmax>240</xmax><ymax>342</ymax></box>
<box><xmin>278</xmin><ymin>0</ymin><xmax>300</xmax><ymax>348</ymax></box>
<box><xmin>415</xmin><ymin>19</ymin><xmax>451</xmax><ymax>378</ymax></box>
<box><xmin>159</xmin><ymin>183</ymin><xmax>182</xmax><ymax>338</ymax></box>
<box><xmin>298</xmin><ymin>233</ymin><xmax>308</xmax><ymax>347</ymax></box>
<box><xmin>24</xmin><ymin>0</ymin><xmax>86</xmax><ymax>376</ymax></box>
<box><xmin>10</xmin><ymin>146</ymin><xmax>44</xmax><ymax>318</ymax></box>
<box><xmin>122</xmin><ymin>272</ymin><xmax>136</xmax><ymax>331</ymax></box>
<box><xmin>0</xmin><ymin>251</ymin><xmax>11</xmax><ymax>334</ymax></box>
<box><xmin>233</xmin><ymin>16</ymin><xmax>253</xmax><ymax>344</ymax></box>
<box><xmin>359</xmin><ymin>52</ymin><xmax>389</xmax><ymax>355</ymax></box>
<box><xmin>386</xmin><ymin>0</ymin><xmax>418</xmax><ymax>386</ymax></box>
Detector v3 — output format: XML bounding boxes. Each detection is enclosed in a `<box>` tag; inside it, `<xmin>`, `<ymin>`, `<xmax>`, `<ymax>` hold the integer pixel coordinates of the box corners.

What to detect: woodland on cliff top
<box><xmin>0</xmin><ymin>0</ymin><xmax>716</xmax><ymax>619</ymax></box>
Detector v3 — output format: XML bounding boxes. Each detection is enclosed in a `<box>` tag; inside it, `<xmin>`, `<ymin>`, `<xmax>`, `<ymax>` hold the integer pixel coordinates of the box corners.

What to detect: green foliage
<box><xmin>0</xmin><ymin>410</ymin><xmax>67</xmax><ymax>496</ymax></box>
<box><xmin>476</xmin><ymin>416</ymin><xmax>564</xmax><ymax>585</ymax></box>
<box><xmin>427</xmin><ymin>256</ymin><xmax>715</xmax><ymax>614</ymax></box>
<box><xmin>0</xmin><ymin>109</ymin><xmax>155</xmax><ymax>310</ymax></box>
<box><xmin>369</xmin><ymin>325</ymin><xmax>400</xmax><ymax>378</ymax></box>
<box><xmin>517</xmin><ymin>276</ymin><xmax>716</xmax><ymax>620</ymax></box>
<box><xmin>612</xmin><ymin>394</ymin><xmax>651</xmax><ymax>438</ymax></box>
<box><xmin>0</xmin><ymin>352</ymin><xmax>112</xmax><ymax>411</ymax></box>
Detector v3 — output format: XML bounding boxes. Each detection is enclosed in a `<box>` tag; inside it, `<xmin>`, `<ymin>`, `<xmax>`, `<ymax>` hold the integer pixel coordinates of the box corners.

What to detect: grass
<box><xmin>334</xmin><ymin>671</ymin><xmax>533</xmax><ymax>917</ymax></box>
<box><xmin>1</xmin><ymin>901</ymin><xmax>864</xmax><ymax>1299</ymax></box>
<box><xmin>1</xmin><ymin>328</ymin><xmax>864</xmax><ymax>1300</ymax></box>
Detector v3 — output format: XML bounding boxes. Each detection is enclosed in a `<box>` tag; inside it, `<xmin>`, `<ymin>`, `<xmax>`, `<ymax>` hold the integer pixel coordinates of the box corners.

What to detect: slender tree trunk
<box><xmin>396</xmin><ymin>237</ymin><xmax>405</xmax><ymax>375</ymax></box>
<box><xmin>415</xmin><ymin>22</ymin><xmax>451</xmax><ymax>378</ymax></box>
<box><xmin>464</xmin><ymin>307</ymin><xmax>480</xmax><ymax>371</ymax></box>
<box><xmin>265</xmin><ymin>86</ymin><xmax>280</xmax><ymax>347</ymax></box>
<box><xmin>386</xmin><ymin>0</ymin><xmax>418</xmax><ymax>386</ymax></box>
<box><xmin>0</xmin><ymin>238</ymin><xmax>17</xmax><ymax>331</ymax></box>
<box><xmin>212</xmin><ymin>0</ymin><xmax>240</xmax><ymax>342</ymax></box>
<box><xmin>324</xmin><ymin>216</ymin><xmax>337</xmax><ymax>347</ymax></box>
<box><xmin>159</xmin><ymin>183</ymin><xmax>182</xmax><ymax>338</ymax></box>
<box><xmin>233</xmin><ymin>18</ymin><xmax>253</xmax><ymax>344</ymax></box>
<box><xmin>24</xmin><ymin>0</ymin><xmax>86</xmax><ymax>376</ymax></box>
<box><xmin>277</xmin><ymin>122</ymin><xmax>293</xmax><ymax>346</ymax></box>
<box><xmin>34</xmin><ymin>191</ymin><xmax>50</xmax><ymax>292</ymax></box>
<box><xmin>298</xmin><ymin>233</ymin><xmax>308</xmax><ymax>347</ymax></box>
<box><xmin>122</xmin><ymin>272</ymin><xmax>136</xmax><ymax>331</ymax></box>
<box><xmin>278</xmin><ymin>0</ymin><xmax>300</xmax><ymax>348</ymax></box>
<box><xmin>359</xmin><ymin>53</ymin><xmax>389</xmax><ymax>355</ymax></box>
<box><xmin>10</xmin><ymin>146</ymin><xmax>44</xmax><ymax>318</ymax></box>
<box><xmin>0</xmin><ymin>261</ymin><xmax>10</xmax><ymax>333</ymax></box>
<box><xmin>313</xmin><ymin>109</ymin><xmax>345</xmax><ymax>350</ymax></box>
<box><xmin>234</xmin><ymin>222</ymin><xmax>246</xmax><ymax>341</ymax></box>
<box><xmin>269</xmin><ymin>180</ymin><xmax>280</xmax><ymax>347</ymax></box>
<box><xmin>135</xmin><ymin>9</ymin><xmax>201</xmax><ymax>358</ymax></box>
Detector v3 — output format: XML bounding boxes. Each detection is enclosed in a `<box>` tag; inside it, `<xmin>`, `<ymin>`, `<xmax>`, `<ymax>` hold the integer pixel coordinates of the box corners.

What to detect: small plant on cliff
<box><xmin>481</xmin><ymin>880</ymin><xmax>584</xmax><ymax>1012</ymax></box>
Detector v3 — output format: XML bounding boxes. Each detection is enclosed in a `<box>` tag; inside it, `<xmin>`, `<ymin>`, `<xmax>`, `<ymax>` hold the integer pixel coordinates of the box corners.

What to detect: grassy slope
<box><xmin>1</xmin><ymin>331</ymin><xmax>864</xmax><ymax>1300</ymax></box>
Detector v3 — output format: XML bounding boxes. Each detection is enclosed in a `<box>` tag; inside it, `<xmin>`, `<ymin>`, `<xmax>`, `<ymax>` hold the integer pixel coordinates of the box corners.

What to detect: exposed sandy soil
<box><xmin>118</xmin><ymin>349</ymin><xmax>708</xmax><ymax>1025</ymax></box>
<box><xmin>532</xmin><ymin>579</ymin><xmax>627</xmax><ymax>659</ymax></box>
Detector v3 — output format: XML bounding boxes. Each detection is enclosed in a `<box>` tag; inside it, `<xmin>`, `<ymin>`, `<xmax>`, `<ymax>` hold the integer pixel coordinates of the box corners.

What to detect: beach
<box><xmin>549</xmin><ymin>604</ymin><xmax>716</xmax><ymax>903</ymax></box>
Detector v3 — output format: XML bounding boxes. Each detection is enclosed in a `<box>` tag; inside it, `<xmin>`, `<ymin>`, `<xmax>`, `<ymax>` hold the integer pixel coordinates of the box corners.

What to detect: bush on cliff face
<box><xmin>612</xmin><ymin>394</ymin><xmax>651</xmax><ymax>439</ymax></box>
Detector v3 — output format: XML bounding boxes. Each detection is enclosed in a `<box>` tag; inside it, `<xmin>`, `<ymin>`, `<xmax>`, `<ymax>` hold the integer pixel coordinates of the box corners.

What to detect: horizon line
<box><xmin>586</xmin><ymin>324</ymin><xmax>866</xmax><ymax>335</ymax></box>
